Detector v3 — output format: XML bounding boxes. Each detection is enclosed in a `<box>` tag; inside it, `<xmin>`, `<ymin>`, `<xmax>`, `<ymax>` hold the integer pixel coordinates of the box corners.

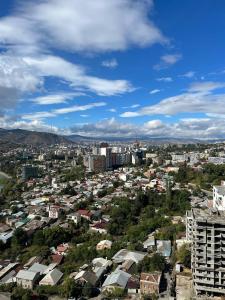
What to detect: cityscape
<box><xmin>1</xmin><ymin>0</ymin><xmax>225</xmax><ymax>300</ymax></box>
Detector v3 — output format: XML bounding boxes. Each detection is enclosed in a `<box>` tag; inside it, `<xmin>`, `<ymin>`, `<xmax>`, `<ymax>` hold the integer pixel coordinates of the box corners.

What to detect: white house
<box><xmin>39</xmin><ymin>269</ymin><xmax>63</xmax><ymax>286</ymax></box>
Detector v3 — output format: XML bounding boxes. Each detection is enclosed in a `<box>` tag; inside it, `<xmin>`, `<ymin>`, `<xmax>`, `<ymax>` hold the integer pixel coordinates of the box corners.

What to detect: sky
<box><xmin>0</xmin><ymin>0</ymin><xmax>225</xmax><ymax>139</ymax></box>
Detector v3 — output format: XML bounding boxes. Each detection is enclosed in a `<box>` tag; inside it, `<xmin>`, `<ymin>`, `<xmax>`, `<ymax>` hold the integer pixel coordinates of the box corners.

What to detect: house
<box><xmin>51</xmin><ymin>254</ymin><xmax>64</xmax><ymax>265</ymax></box>
<box><xmin>92</xmin><ymin>257</ymin><xmax>112</xmax><ymax>270</ymax></box>
<box><xmin>0</xmin><ymin>263</ymin><xmax>19</xmax><ymax>281</ymax></box>
<box><xmin>112</xmin><ymin>249</ymin><xmax>146</xmax><ymax>264</ymax></box>
<box><xmin>47</xmin><ymin>205</ymin><xmax>61</xmax><ymax>219</ymax></box>
<box><xmin>156</xmin><ymin>240</ymin><xmax>172</xmax><ymax>257</ymax></box>
<box><xmin>74</xmin><ymin>270</ymin><xmax>98</xmax><ymax>286</ymax></box>
<box><xmin>143</xmin><ymin>235</ymin><xmax>155</xmax><ymax>250</ymax></box>
<box><xmin>77</xmin><ymin>209</ymin><xmax>92</xmax><ymax>221</ymax></box>
<box><xmin>90</xmin><ymin>220</ymin><xmax>108</xmax><ymax>234</ymax></box>
<box><xmin>0</xmin><ymin>230</ymin><xmax>14</xmax><ymax>244</ymax></box>
<box><xmin>24</xmin><ymin>256</ymin><xmax>41</xmax><ymax>269</ymax></box>
<box><xmin>127</xmin><ymin>276</ymin><xmax>140</xmax><ymax>294</ymax></box>
<box><xmin>120</xmin><ymin>259</ymin><xmax>136</xmax><ymax>274</ymax></box>
<box><xmin>54</xmin><ymin>243</ymin><xmax>70</xmax><ymax>256</ymax></box>
<box><xmin>96</xmin><ymin>240</ymin><xmax>112</xmax><ymax>251</ymax></box>
<box><xmin>140</xmin><ymin>272</ymin><xmax>162</xmax><ymax>295</ymax></box>
<box><xmin>102</xmin><ymin>269</ymin><xmax>131</xmax><ymax>292</ymax></box>
<box><xmin>28</xmin><ymin>263</ymin><xmax>48</xmax><ymax>275</ymax></box>
<box><xmin>16</xmin><ymin>270</ymin><xmax>39</xmax><ymax>289</ymax></box>
<box><xmin>66</xmin><ymin>212</ymin><xmax>81</xmax><ymax>225</ymax></box>
<box><xmin>39</xmin><ymin>268</ymin><xmax>63</xmax><ymax>286</ymax></box>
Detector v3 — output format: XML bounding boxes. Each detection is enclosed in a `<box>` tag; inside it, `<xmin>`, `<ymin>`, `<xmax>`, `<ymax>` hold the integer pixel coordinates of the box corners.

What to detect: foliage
<box><xmin>138</xmin><ymin>253</ymin><xmax>165</xmax><ymax>273</ymax></box>
<box><xmin>104</xmin><ymin>287</ymin><xmax>125</xmax><ymax>298</ymax></box>
<box><xmin>11</xmin><ymin>286</ymin><xmax>33</xmax><ymax>300</ymax></box>
<box><xmin>63</xmin><ymin>166</ymin><xmax>85</xmax><ymax>181</ymax></box>
<box><xmin>59</xmin><ymin>278</ymin><xmax>82</xmax><ymax>298</ymax></box>
<box><xmin>176</xmin><ymin>244</ymin><xmax>191</xmax><ymax>268</ymax></box>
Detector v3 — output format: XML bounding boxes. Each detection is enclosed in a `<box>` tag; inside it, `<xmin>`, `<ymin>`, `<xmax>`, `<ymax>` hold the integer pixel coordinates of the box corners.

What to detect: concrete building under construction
<box><xmin>187</xmin><ymin>208</ymin><xmax>225</xmax><ymax>297</ymax></box>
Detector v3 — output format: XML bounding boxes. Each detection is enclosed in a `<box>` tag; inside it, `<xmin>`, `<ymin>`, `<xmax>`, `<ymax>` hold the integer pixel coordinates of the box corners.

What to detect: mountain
<box><xmin>0</xmin><ymin>128</ymin><xmax>69</xmax><ymax>146</ymax></box>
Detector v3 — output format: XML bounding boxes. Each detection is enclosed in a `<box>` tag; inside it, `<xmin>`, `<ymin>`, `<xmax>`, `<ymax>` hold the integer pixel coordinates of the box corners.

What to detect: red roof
<box><xmin>51</xmin><ymin>254</ymin><xmax>63</xmax><ymax>265</ymax></box>
<box><xmin>77</xmin><ymin>209</ymin><xmax>92</xmax><ymax>217</ymax></box>
<box><xmin>91</xmin><ymin>220</ymin><xmax>107</xmax><ymax>229</ymax></box>
<box><xmin>140</xmin><ymin>272</ymin><xmax>161</xmax><ymax>284</ymax></box>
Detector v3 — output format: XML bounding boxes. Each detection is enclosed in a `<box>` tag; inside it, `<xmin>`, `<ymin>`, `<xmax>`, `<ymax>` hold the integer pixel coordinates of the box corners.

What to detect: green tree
<box><xmin>177</xmin><ymin>244</ymin><xmax>191</xmax><ymax>268</ymax></box>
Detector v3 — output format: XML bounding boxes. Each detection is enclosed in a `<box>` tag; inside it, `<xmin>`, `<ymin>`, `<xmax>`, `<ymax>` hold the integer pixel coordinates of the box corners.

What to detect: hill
<box><xmin>0</xmin><ymin>128</ymin><xmax>69</xmax><ymax>146</ymax></box>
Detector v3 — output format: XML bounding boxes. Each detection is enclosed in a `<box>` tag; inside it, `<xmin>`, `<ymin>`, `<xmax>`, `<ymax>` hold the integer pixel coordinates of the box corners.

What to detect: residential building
<box><xmin>16</xmin><ymin>270</ymin><xmax>39</xmax><ymax>289</ymax></box>
<box><xmin>39</xmin><ymin>269</ymin><xmax>63</xmax><ymax>286</ymax></box>
<box><xmin>96</xmin><ymin>240</ymin><xmax>112</xmax><ymax>251</ymax></box>
<box><xmin>140</xmin><ymin>272</ymin><xmax>162</xmax><ymax>295</ymax></box>
<box><xmin>22</xmin><ymin>165</ymin><xmax>38</xmax><ymax>180</ymax></box>
<box><xmin>66</xmin><ymin>212</ymin><xmax>81</xmax><ymax>225</ymax></box>
<box><xmin>213</xmin><ymin>183</ymin><xmax>225</xmax><ymax>210</ymax></box>
<box><xmin>187</xmin><ymin>208</ymin><xmax>225</xmax><ymax>296</ymax></box>
<box><xmin>88</xmin><ymin>155</ymin><xmax>106</xmax><ymax>172</ymax></box>
<box><xmin>102</xmin><ymin>269</ymin><xmax>131</xmax><ymax>292</ymax></box>
<box><xmin>47</xmin><ymin>205</ymin><xmax>61</xmax><ymax>219</ymax></box>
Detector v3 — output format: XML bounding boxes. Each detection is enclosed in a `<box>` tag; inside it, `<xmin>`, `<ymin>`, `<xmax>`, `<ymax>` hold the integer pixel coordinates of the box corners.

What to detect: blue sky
<box><xmin>0</xmin><ymin>0</ymin><xmax>225</xmax><ymax>138</ymax></box>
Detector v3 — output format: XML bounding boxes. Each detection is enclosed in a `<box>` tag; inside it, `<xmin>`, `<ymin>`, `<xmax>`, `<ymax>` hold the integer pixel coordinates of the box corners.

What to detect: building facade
<box><xmin>187</xmin><ymin>208</ymin><xmax>225</xmax><ymax>296</ymax></box>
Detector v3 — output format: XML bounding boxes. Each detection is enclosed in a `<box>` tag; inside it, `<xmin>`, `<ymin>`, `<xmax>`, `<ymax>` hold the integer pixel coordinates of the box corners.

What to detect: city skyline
<box><xmin>0</xmin><ymin>0</ymin><xmax>225</xmax><ymax>139</ymax></box>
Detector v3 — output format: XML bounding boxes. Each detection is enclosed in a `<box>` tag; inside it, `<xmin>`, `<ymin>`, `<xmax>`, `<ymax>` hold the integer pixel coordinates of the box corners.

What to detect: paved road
<box><xmin>0</xmin><ymin>171</ymin><xmax>11</xmax><ymax>179</ymax></box>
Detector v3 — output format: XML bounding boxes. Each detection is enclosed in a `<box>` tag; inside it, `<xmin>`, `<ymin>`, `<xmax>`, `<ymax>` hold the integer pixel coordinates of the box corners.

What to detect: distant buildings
<box><xmin>87</xmin><ymin>155</ymin><xmax>106</xmax><ymax>173</ymax></box>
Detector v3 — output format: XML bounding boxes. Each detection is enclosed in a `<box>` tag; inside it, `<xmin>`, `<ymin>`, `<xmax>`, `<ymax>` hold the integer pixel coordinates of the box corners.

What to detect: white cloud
<box><xmin>122</xmin><ymin>104</ymin><xmax>141</xmax><ymax>109</ymax></box>
<box><xmin>180</xmin><ymin>71</ymin><xmax>195</xmax><ymax>78</ymax></box>
<box><xmin>25</xmin><ymin>0</ymin><xmax>166</xmax><ymax>52</ymax></box>
<box><xmin>31</xmin><ymin>92</ymin><xmax>85</xmax><ymax>105</ymax></box>
<box><xmin>69</xmin><ymin>116</ymin><xmax>225</xmax><ymax>139</ymax></box>
<box><xmin>80</xmin><ymin>114</ymin><xmax>89</xmax><ymax>118</ymax></box>
<box><xmin>102</xmin><ymin>59</ymin><xmax>118</xmax><ymax>69</ymax></box>
<box><xmin>149</xmin><ymin>89</ymin><xmax>160</xmax><ymax>94</ymax></box>
<box><xmin>154</xmin><ymin>53</ymin><xmax>182</xmax><ymax>70</ymax></box>
<box><xmin>131</xmin><ymin>104</ymin><xmax>141</xmax><ymax>108</ymax></box>
<box><xmin>0</xmin><ymin>0</ymin><xmax>159</xmax><ymax>109</ymax></box>
<box><xmin>120</xmin><ymin>81</ymin><xmax>225</xmax><ymax>118</ymax></box>
<box><xmin>2</xmin><ymin>114</ymin><xmax>225</xmax><ymax>139</ymax></box>
<box><xmin>0</xmin><ymin>0</ymin><xmax>166</xmax><ymax>53</ymax></box>
<box><xmin>107</xmin><ymin>108</ymin><xmax>117</xmax><ymax>112</ymax></box>
<box><xmin>0</xmin><ymin>52</ymin><xmax>134</xmax><ymax>107</ymax></box>
<box><xmin>156</xmin><ymin>77</ymin><xmax>173</xmax><ymax>82</ymax></box>
<box><xmin>22</xmin><ymin>102</ymin><xmax>106</xmax><ymax>121</ymax></box>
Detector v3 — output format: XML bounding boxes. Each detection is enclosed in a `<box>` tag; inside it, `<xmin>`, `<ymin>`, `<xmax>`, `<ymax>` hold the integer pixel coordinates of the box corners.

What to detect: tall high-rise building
<box><xmin>100</xmin><ymin>147</ymin><xmax>112</xmax><ymax>170</ymax></box>
<box><xmin>87</xmin><ymin>155</ymin><xmax>106</xmax><ymax>172</ymax></box>
<box><xmin>22</xmin><ymin>165</ymin><xmax>38</xmax><ymax>180</ymax></box>
<box><xmin>187</xmin><ymin>208</ymin><xmax>225</xmax><ymax>296</ymax></box>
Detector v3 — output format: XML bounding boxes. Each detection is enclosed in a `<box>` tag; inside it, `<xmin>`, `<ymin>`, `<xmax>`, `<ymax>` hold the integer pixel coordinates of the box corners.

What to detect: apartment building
<box><xmin>213</xmin><ymin>183</ymin><xmax>225</xmax><ymax>210</ymax></box>
<box><xmin>187</xmin><ymin>208</ymin><xmax>225</xmax><ymax>296</ymax></box>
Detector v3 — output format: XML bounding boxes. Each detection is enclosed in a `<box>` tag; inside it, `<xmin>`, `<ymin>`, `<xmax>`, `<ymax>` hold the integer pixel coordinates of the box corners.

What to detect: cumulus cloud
<box><xmin>69</xmin><ymin>117</ymin><xmax>225</xmax><ymax>139</ymax></box>
<box><xmin>154</xmin><ymin>53</ymin><xmax>182</xmax><ymax>70</ymax></box>
<box><xmin>0</xmin><ymin>52</ymin><xmax>134</xmax><ymax>109</ymax></box>
<box><xmin>0</xmin><ymin>0</ymin><xmax>166</xmax><ymax>53</ymax></box>
<box><xmin>0</xmin><ymin>0</ymin><xmax>162</xmax><ymax>113</ymax></box>
<box><xmin>120</xmin><ymin>81</ymin><xmax>225</xmax><ymax>117</ymax></box>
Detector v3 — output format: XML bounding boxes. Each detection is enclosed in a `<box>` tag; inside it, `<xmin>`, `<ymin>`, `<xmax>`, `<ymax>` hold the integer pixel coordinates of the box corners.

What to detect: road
<box><xmin>0</xmin><ymin>171</ymin><xmax>11</xmax><ymax>179</ymax></box>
